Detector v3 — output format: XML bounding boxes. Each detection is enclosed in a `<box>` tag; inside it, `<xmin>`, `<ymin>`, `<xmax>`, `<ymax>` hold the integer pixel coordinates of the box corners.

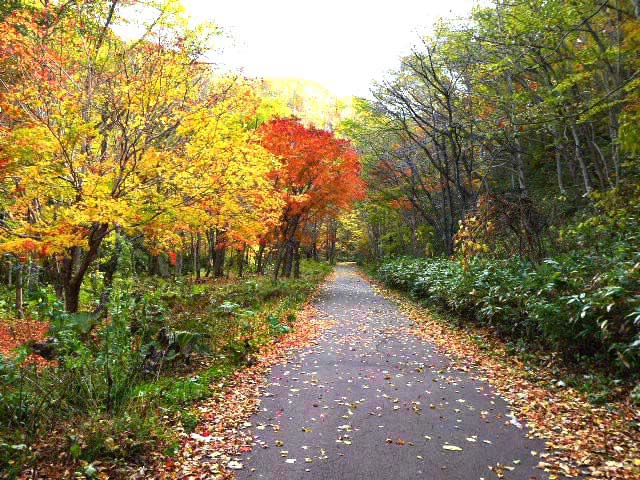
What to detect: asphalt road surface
<box><xmin>235</xmin><ymin>264</ymin><xmax>549</xmax><ymax>480</ymax></box>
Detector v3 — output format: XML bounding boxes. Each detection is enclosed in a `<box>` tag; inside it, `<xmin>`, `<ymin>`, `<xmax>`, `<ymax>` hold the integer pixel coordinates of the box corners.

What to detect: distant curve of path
<box><xmin>235</xmin><ymin>264</ymin><xmax>550</xmax><ymax>480</ymax></box>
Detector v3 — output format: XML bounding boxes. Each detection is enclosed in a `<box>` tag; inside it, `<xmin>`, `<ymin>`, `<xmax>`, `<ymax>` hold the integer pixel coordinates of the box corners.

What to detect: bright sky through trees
<box><xmin>182</xmin><ymin>0</ymin><xmax>478</xmax><ymax>97</ymax></box>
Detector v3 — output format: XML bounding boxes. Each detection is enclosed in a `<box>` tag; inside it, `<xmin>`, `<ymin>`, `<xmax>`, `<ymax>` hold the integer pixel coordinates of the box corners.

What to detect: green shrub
<box><xmin>377</xmin><ymin>252</ymin><xmax>640</xmax><ymax>375</ymax></box>
<box><xmin>0</xmin><ymin>259</ymin><xmax>332</xmax><ymax>474</ymax></box>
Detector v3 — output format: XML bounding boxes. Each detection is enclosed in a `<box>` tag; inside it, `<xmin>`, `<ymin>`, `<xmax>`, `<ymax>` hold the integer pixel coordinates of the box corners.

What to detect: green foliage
<box><xmin>377</xmin><ymin>187</ymin><xmax>640</xmax><ymax>378</ymax></box>
<box><xmin>378</xmin><ymin>251</ymin><xmax>640</xmax><ymax>375</ymax></box>
<box><xmin>134</xmin><ymin>363</ymin><xmax>234</xmax><ymax>408</ymax></box>
<box><xmin>268</xmin><ymin>313</ymin><xmax>291</xmax><ymax>334</ymax></box>
<box><xmin>0</xmin><ymin>260</ymin><xmax>331</xmax><ymax>474</ymax></box>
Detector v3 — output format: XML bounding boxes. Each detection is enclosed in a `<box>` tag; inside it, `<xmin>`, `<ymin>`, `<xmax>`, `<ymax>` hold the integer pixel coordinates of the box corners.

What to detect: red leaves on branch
<box><xmin>259</xmin><ymin>118</ymin><xmax>365</xmax><ymax>219</ymax></box>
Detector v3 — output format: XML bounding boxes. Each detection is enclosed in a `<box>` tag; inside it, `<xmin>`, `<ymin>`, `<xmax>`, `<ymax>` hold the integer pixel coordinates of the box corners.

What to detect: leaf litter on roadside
<box><xmin>369</xmin><ymin>279</ymin><xmax>640</xmax><ymax>479</ymax></box>
<box><xmin>152</xmin><ymin>298</ymin><xmax>336</xmax><ymax>479</ymax></box>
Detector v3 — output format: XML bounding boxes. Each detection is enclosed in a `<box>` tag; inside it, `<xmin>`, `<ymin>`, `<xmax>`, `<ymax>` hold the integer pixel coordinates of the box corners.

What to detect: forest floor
<box><xmin>162</xmin><ymin>264</ymin><xmax>640</xmax><ymax>479</ymax></box>
<box><xmin>0</xmin><ymin>317</ymin><xmax>51</xmax><ymax>368</ymax></box>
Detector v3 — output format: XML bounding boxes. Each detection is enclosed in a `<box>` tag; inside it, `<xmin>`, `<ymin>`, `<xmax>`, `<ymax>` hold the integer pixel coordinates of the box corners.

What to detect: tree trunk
<box><xmin>273</xmin><ymin>243</ymin><xmax>285</xmax><ymax>281</ymax></box>
<box><xmin>256</xmin><ymin>243</ymin><xmax>265</xmax><ymax>274</ymax></box>
<box><xmin>94</xmin><ymin>232</ymin><xmax>122</xmax><ymax>316</ymax></box>
<box><xmin>554</xmin><ymin>127</ymin><xmax>567</xmax><ymax>195</ymax></box>
<box><xmin>45</xmin><ymin>257</ymin><xmax>64</xmax><ymax>300</ymax></box>
<box><xmin>329</xmin><ymin>239</ymin><xmax>336</xmax><ymax>265</ymax></box>
<box><xmin>327</xmin><ymin>219</ymin><xmax>338</xmax><ymax>264</ymax></box>
<box><xmin>238</xmin><ymin>245</ymin><xmax>245</xmax><ymax>278</ymax></box>
<box><xmin>293</xmin><ymin>241</ymin><xmax>301</xmax><ymax>279</ymax></box>
<box><xmin>213</xmin><ymin>230</ymin><xmax>226</xmax><ymax>278</ymax></box>
<box><xmin>325</xmin><ymin>230</ymin><xmax>330</xmax><ymax>262</ymax></box>
<box><xmin>283</xmin><ymin>240</ymin><xmax>294</xmax><ymax>278</ymax></box>
<box><xmin>504</xmin><ymin>65</ymin><xmax>528</xmax><ymax>197</ymax></box>
<box><xmin>157</xmin><ymin>254</ymin><xmax>170</xmax><ymax>278</ymax></box>
<box><xmin>205</xmin><ymin>229</ymin><xmax>214</xmax><ymax>277</ymax></box>
<box><xmin>274</xmin><ymin>218</ymin><xmax>299</xmax><ymax>281</ymax></box>
<box><xmin>609</xmin><ymin>119</ymin><xmax>620</xmax><ymax>187</ymax></box>
<box><xmin>188</xmin><ymin>235</ymin><xmax>201</xmax><ymax>279</ymax></box>
<box><xmin>175</xmin><ymin>252</ymin><xmax>183</xmax><ymax>278</ymax></box>
<box><xmin>15</xmin><ymin>262</ymin><xmax>24</xmax><ymax>319</ymax></box>
<box><xmin>195</xmin><ymin>233</ymin><xmax>201</xmax><ymax>280</ymax></box>
<box><xmin>513</xmin><ymin>135</ymin><xmax>528</xmax><ymax>196</ymax></box>
<box><xmin>64</xmin><ymin>280</ymin><xmax>82</xmax><ymax>313</ymax></box>
<box><xmin>61</xmin><ymin>224</ymin><xmax>109</xmax><ymax>312</ymax></box>
<box><xmin>570</xmin><ymin>122</ymin><xmax>593</xmax><ymax>195</ymax></box>
<box><xmin>149</xmin><ymin>253</ymin><xmax>158</xmax><ymax>276</ymax></box>
<box><xmin>25</xmin><ymin>259</ymin><xmax>32</xmax><ymax>292</ymax></box>
<box><xmin>591</xmin><ymin>139</ymin><xmax>611</xmax><ymax>189</ymax></box>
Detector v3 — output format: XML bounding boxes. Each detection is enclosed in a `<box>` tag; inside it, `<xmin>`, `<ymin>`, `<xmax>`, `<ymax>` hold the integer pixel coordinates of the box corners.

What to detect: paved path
<box><xmin>236</xmin><ymin>264</ymin><xmax>549</xmax><ymax>480</ymax></box>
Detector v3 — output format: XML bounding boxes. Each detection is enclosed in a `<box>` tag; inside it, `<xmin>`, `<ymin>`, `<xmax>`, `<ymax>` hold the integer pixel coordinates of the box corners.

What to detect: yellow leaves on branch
<box><xmin>164</xmin><ymin>79</ymin><xmax>284</xmax><ymax>250</ymax></box>
<box><xmin>0</xmin><ymin>2</ymin><xmax>285</xmax><ymax>259</ymax></box>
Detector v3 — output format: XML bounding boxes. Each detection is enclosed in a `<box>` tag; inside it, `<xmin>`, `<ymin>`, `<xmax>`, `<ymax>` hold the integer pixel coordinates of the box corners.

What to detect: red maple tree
<box><xmin>260</xmin><ymin>118</ymin><xmax>364</xmax><ymax>278</ymax></box>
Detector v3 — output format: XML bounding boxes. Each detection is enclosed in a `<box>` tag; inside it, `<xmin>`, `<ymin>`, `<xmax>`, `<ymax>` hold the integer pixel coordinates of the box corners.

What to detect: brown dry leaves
<box><xmin>0</xmin><ymin>317</ymin><xmax>53</xmax><ymax>368</ymax></box>
<box><xmin>370</xmin><ymin>280</ymin><xmax>640</xmax><ymax>479</ymax></box>
<box><xmin>152</xmin><ymin>302</ymin><xmax>336</xmax><ymax>480</ymax></box>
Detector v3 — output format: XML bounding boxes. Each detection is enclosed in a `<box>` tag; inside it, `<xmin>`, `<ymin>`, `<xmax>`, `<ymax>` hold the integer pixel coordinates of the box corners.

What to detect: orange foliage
<box><xmin>259</xmin><ymin>118</ymin><xmax>364</xmax><ymax>239</ymax></box>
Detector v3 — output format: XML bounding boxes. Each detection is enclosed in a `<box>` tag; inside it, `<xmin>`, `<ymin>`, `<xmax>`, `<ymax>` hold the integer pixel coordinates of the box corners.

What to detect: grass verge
<box><xmin>0</xmin><ymin>260</ymin><xmax>332</xmax><ymax>479</ymax></box>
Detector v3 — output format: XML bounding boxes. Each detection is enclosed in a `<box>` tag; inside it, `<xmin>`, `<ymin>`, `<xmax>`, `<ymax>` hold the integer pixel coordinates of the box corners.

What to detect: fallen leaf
<box><xmin>442</xmin><ymin>445</ymin><xmax>463</xmax><ymax>451</ymax></box>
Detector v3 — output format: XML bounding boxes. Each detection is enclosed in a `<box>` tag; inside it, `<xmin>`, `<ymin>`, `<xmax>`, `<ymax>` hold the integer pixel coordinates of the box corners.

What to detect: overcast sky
<box><xmin>181</xmin><ymin>0</ymin><xmax>479</xmax><ymax>97</ymax></box>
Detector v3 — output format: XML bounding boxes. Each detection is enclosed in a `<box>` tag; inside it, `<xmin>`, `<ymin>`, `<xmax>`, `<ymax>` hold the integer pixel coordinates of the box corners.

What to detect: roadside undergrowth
<box><xmin>365</xmin><ymin>272</ymin><xmax>640</xmax><ymax>479</ymax></box>
<box><xmin>6</xmin><ymin>264</ymin><xmax>333</xmax><ymax>480</ymax></box>
<box><xmin>153</xmin><ymin>288</ymin><xmax>337</xmax><ymax>479</ymax></box>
